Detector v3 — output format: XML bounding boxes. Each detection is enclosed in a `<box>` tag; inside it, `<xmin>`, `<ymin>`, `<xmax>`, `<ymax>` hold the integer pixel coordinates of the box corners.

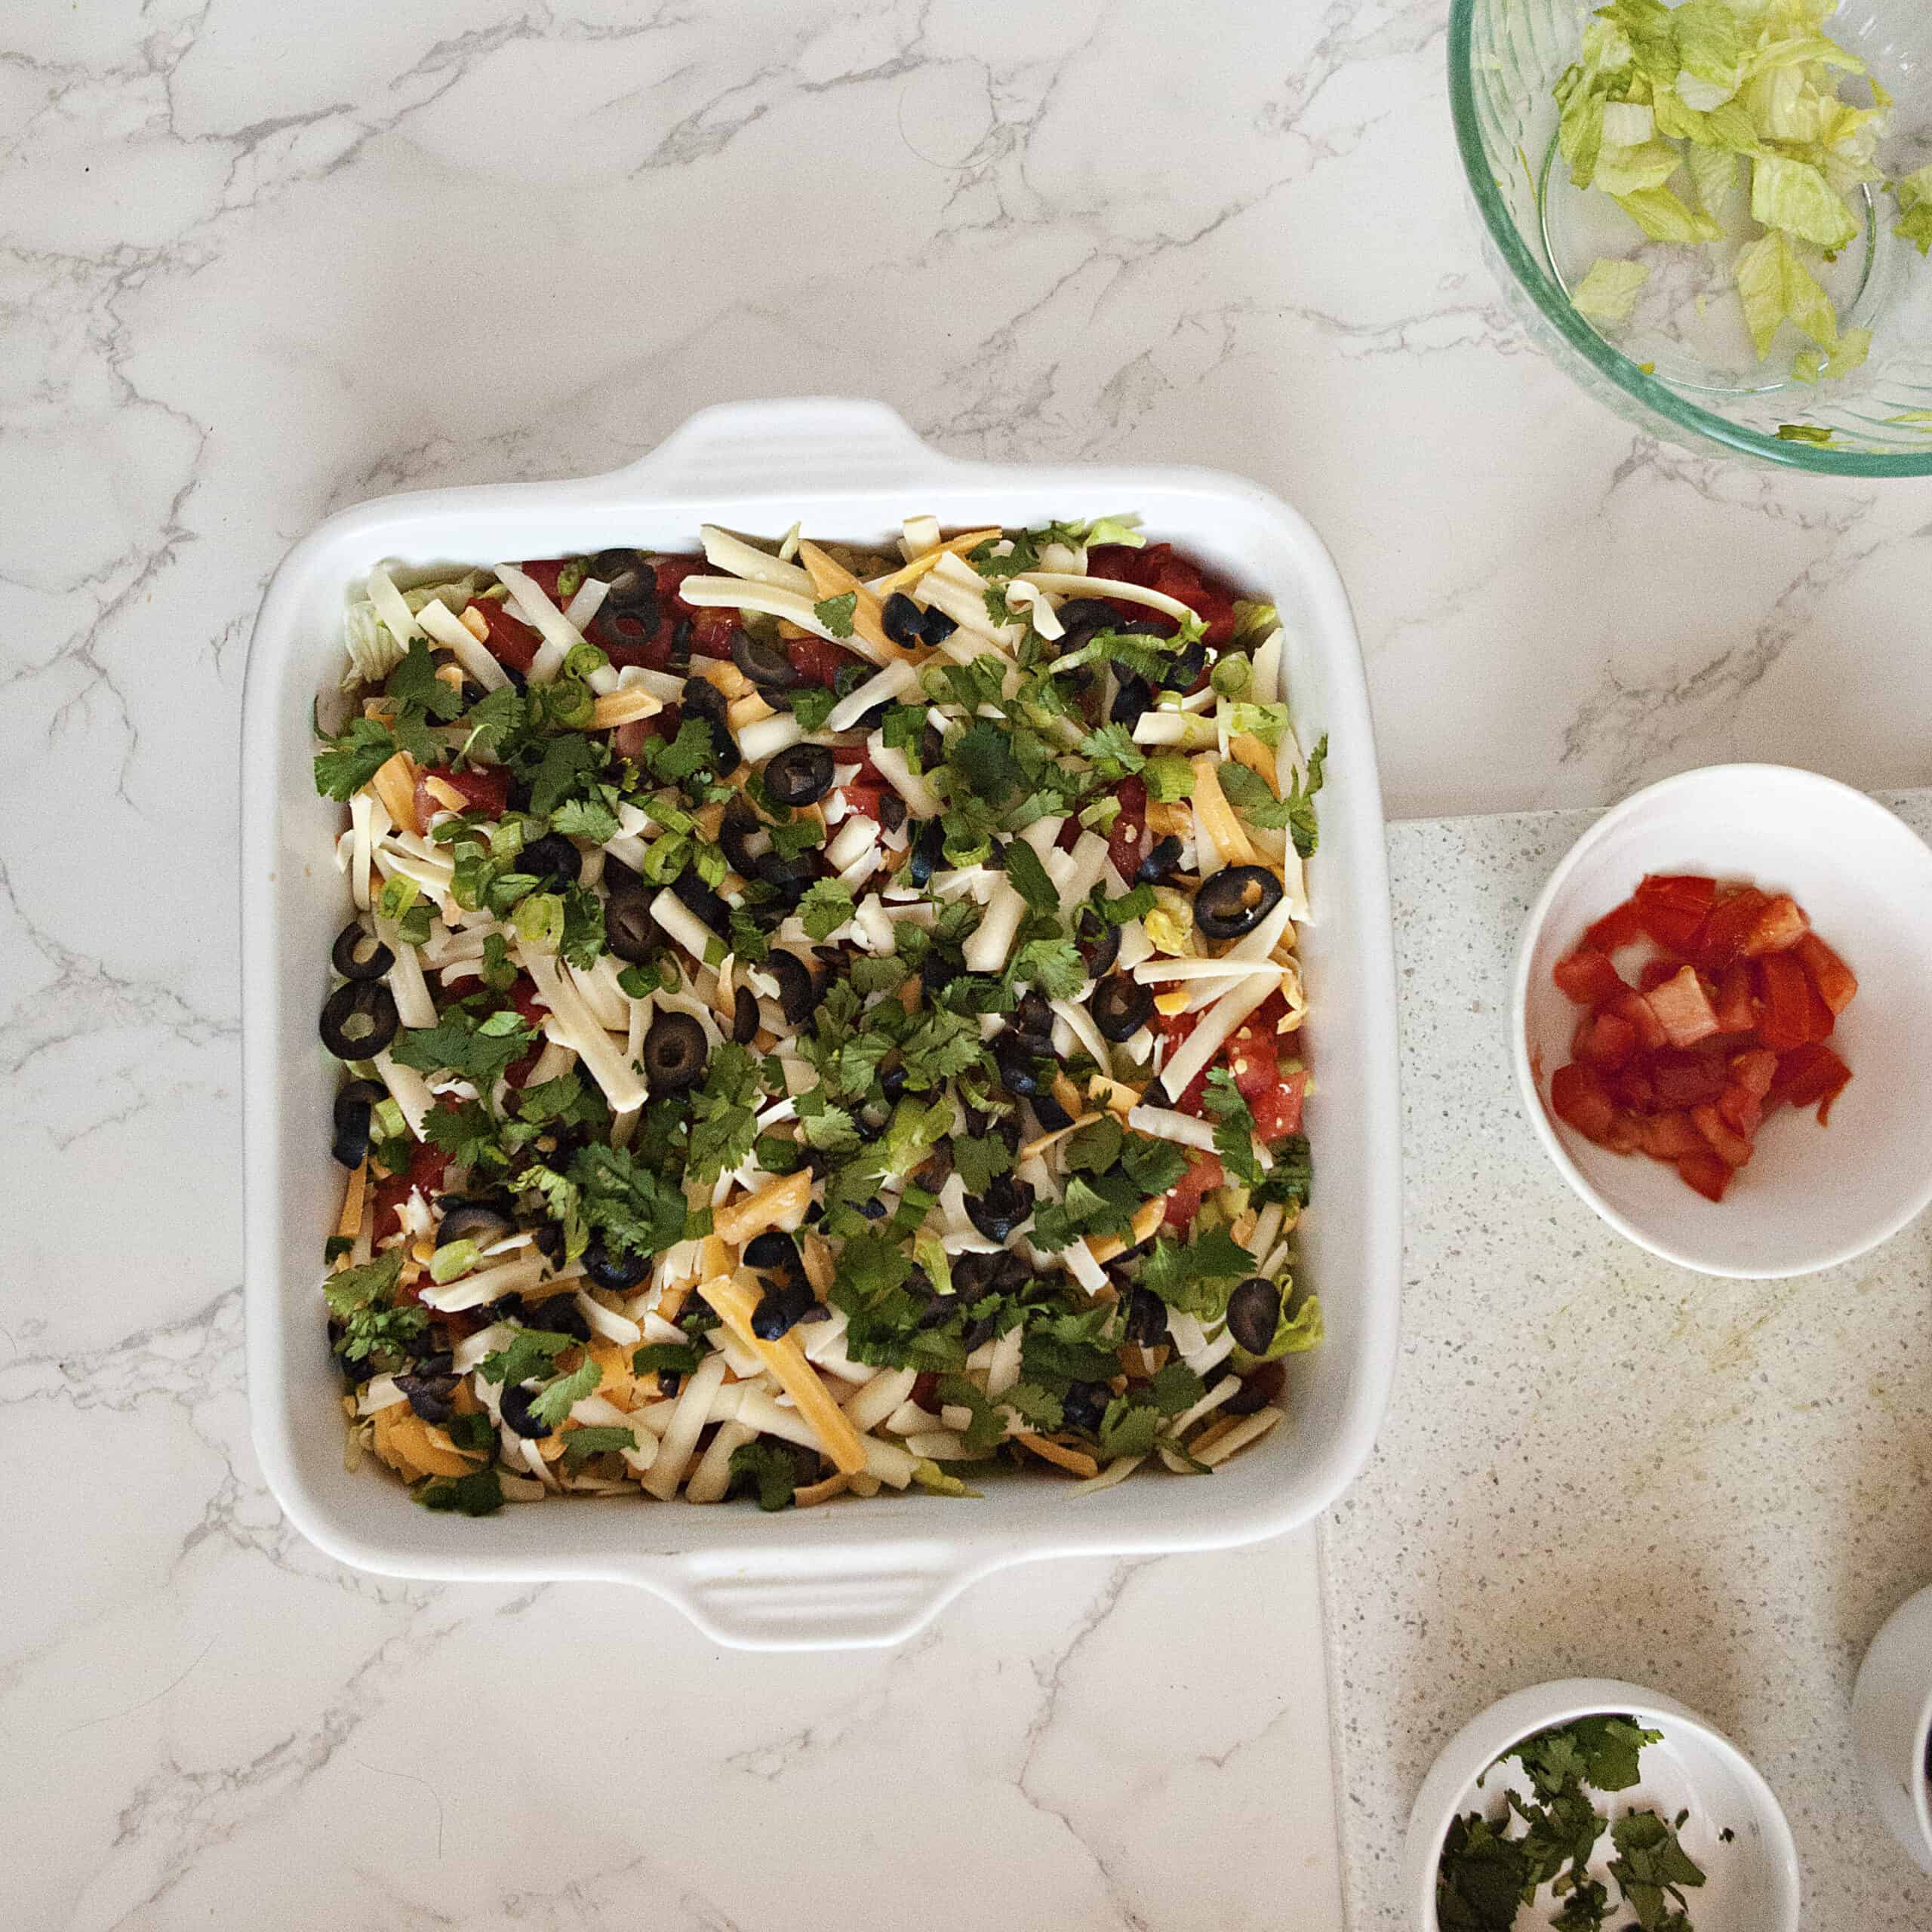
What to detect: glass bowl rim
<box><xmin>1446</xmin><ymin>0</ymin><xmax>1932</xmax><ymax>478</ymax></box>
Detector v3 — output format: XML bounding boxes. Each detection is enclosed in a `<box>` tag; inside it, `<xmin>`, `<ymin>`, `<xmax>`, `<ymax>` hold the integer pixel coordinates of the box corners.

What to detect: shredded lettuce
<box><xmin>1735</xmin><ymin>228</ymin><xmax>1839</xmax><ymax>358</ymax></box>
<box><xmin>1897</xmin><ymin>165</ymin><xmax>1932</xmax><ymax>257</ymax></box>
<box><xmin>1750</xmin><ymin>154</ymin><xmax>1859</xmax><ymax>251</ymax></box>
<box><xmin>1792</xmin><ymin>325</ymin><xmax>1870</xmax><ymax>385</ymax></box>
<box><xmin>1571</xmin><ymin>257</ymin><xmax>1651</xmax><ymax>326</ymax></box>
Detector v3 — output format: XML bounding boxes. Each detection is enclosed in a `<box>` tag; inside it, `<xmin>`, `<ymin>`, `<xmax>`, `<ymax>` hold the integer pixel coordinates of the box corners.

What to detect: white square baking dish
<box><xmin>241</xmin><ymin>398</ymin><xmax>1401</xmax><ymax>1651</ymax></box>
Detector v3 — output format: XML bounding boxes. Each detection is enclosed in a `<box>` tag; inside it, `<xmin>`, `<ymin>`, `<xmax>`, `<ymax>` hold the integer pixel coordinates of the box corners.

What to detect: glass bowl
<box><xmin>1449</xmin><ymin>0</ymin><xmax>1932</xmax><ymax>473</ymax></box>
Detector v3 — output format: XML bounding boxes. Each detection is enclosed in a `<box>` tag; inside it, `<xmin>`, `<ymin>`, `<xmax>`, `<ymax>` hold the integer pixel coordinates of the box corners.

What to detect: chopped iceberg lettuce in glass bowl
<box><xmin>1450</xmin><ymin>0</ymin><xmax>1932</xmax><ymax>472</ymax></box>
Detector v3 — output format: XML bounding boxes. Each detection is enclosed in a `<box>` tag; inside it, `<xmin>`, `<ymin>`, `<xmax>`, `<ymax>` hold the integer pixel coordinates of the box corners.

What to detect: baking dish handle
<box><xmin>611</xmin><ymin>398</ymin><xmax>949</xmax><ymax>501</ymax></box>
<box><xmin>652</xmin><ymin>1543</ymin><xmax>991</xmax><ymax>1652</ymax></box>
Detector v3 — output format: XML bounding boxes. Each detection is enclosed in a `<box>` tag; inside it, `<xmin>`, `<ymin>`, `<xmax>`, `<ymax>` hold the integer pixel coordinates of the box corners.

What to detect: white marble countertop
<box><xmin>8</xmin><ymin>3</ymin><xmax>1932</xmax><ymax>1927</ymax></box>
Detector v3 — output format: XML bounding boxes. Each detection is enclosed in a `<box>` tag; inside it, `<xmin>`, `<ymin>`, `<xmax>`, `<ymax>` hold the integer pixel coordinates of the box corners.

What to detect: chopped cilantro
<box><xmin>1139</xmin><ymin>1228</ymin><xmax>1257</xmax><ymax>1321</ymax></box>
<box><xmin>390</xmin><ymin>1008</ymin><xmax>534</xmax><ymax>1088</ymax></box>
<box><xmin>814</xmin><ymin>592</ymin><xmax>857</xmax><ymax>638</ymax></box>
<box><xmin>550</xmin><ymin>795</ymin><xmax>620</xmax><ymax>843</ymax></box>
<box><xmin>324</xmin><ymin>1252</ymin><xmax>427</xmax><ymax>1363</ymax></box>
<box><xmin>798</xmin><ymin>879</ymin><xmax>855</xmax><ymax>941</ymax></box>
<box><xmin>730</xmin><ymin>1438</ymin><xmax>803</xmax><ymax>1510</ymax></box>
<box><xmin>685</xmin><ymin>1041</ymin><xmax>763</xmax><ymax>1184</ymax></box>
<box><xmin>313</xmin><ymin>717</ymin><xmax>399</xmax><ymax>801</ymax></box>
<box><xmin>1001</xmin><ymin>838</ymin><xmax>1060</xmax><ymax>916</ymax></box>
<box><xmin>786</xmin><ymin>688</ymin><xmax>839</xmax><ymax>732</ymax></box>
<box><xmin>417</xmin><ymin>1469</ymin><xmax>504</xmax><ymax>1515</ymax></box>
<box><xmin>632</xmin><ymin>1341</ymin><xmax>703</xmax><ymax>1379</ymax></box>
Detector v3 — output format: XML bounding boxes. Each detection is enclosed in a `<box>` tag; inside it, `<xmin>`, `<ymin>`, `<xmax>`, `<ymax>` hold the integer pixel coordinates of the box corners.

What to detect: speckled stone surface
<box><xmin>1327</xmin><ymin>797</ymin><xmax>1932</xmax><ymax>1932</ymax></box>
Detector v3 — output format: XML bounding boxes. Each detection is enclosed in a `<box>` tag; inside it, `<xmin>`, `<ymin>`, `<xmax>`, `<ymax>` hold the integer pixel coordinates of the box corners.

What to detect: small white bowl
<box><xmin>1512</xmin><ymin>764</ymin><xmax>1932</xmax><ymax>1278</ymax></box>
<box><xmin>1403</xmin><ymin>1678</ymin><xmax>1801</xmax><ymax>1932</ymax></box>
<box><xmin>1853</xmin><ymin>1582</ymin><xmax>1932</xmax><ymax>1874</ymax></box>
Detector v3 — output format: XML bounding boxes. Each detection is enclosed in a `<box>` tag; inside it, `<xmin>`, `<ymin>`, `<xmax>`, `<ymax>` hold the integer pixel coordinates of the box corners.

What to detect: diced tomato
<box><xmin>1223</xmin><ymin>1017</ymin><xmax>1281</xmax><ymax>1103</ymax></box>
<box><xmin>1678</xmin><ymin>1152</ymin><xmax>1734</xmax><ymax>1202</ymax></box>
<box><xmin>1692</xmin><ymin>1102</ymin><xmax>1754</xmax><ymax>1168</ymax></box>
<box><xmin>1611</xmin><ymin>1063</ymin><xmax>1656</xmax><ymax>1110</ymax></box>
<box><xmin>1106</xmin><ymin>775</ymin><xmax>1148</xmax><ymax>884</ymax></box>
<box><xmin>1636</xmin><ymin>1109</ymin><xmax>1707</xmax><ymax>1159</ymax></box>
<box><xmin>1584</xmin><ymin>898</ymin><xmax>1647</xmax><ymax>953</ymax></box>
<box><xmin>1608</xmin><ymin>988</ymin><xmax>1669</xmax><ymax>1051</ymax></box>
<box><xmin>1634</xmin><ymin>873</ymin><xmax>1718</xmax><ymax>952</ymax></box>
<box><xmin>1795</xmin><ymin>931</ymin><xmax>1858</xmax><ymax>1015</ymax></box>
<box><xmin>1084</xmin><ymin>544</ymin><xmax>1146</xmax><ymax>584</ymax></box>
<box><xmin>513</xmin><ymin>558</ymin><xmax>571</xmax><ymax>601</ymax></box>
<box><xmin>1694</xmin><ymin>888</ymin><xmax>1770</xmax><ymax>973</ymax></box>
<box><xmin>838</xmin><ymin>781</ymin><xmax>886</xmax><ymax>820</ymax></box>
<box><xmin>1163</xmin><ymin>1151</ymin><xmax>1225</xmax><ymax>1231</ymax></box>
<box><xmin>1551</xmin><ymin>1063</ymin><xmax>1618</xmax><ymax>1143</ymax></box>
<box><xmin>1716</xmin><ymin>1084</ymin><xmax>1764</xmax><ymax>1140</ymax></box>
<box><xmin>1602</xmin><ymin>1109</ymin><xmax>1643</xmax><ymax>1155</ymax></box>
<box><xmin>1650</xmin><ymin>1051</ymin><xmax>1728</xmax><ymax>1109</ymax></box>
<box><xmin>1573</xmin><ymin>1010</ymin><xmax>1638</xmax><ymax>1070</ymax></box>
<box><xmin>503</xmin><ymin>980</ymin><xmax>549</xmax><ymax>1089</ymax></box>
<box><xmin>415</xmin><ymin>762</ymin><xmax>510</xmax><ymax>825</ymax></box>
<box><xmin>477</xmin><ymin>600</ymin><xmax>541</xmax><ymax>674</ymax></box>
<box><xmin>1645</xmin><ymin>966</ymin><xmax>1721</xmax><ymax>1048</ymax></box>
<box><xmin>1770</xmin><ymin>1043</ymin><xmax>1853</xmax><ymax>1122</ymax></box>
<box><xmin>1756</xmin><ymin>951</ymin><xmax>1832</xmax><ymax>1049</ymax></box>
<box><xmin>786</xmin><ymin>635</ymin><xmax>854</xmax><ymax>688</ymax></box>
<box><xmin>1740</xmin><ymin>893</ymin><xmax>1808</xmax><ymax>958</ymax></box>
<box><xmin>1552</xmin><ymin>949</ymin><xmax>1627</xmax><ymax>1006</ymax></box>
<box><xmin>1729</xmin><ymin>1048</ymin><xmax>1778</xmax><ymax>1099</ymax></box>
<box><xmin>1638</xmin><ymin>958</ymin><xmax>1681</xmax><ymax>995</ymax></box>
<box><xmin>1250</xmin><ymin>1069</ymin><xmax>1307</xmax><ymax>1143</ymax></box>
<box><xmin>371</xmin><ymin>1135</ymin><xmax>455</xmax><ymax>1241</ymax></box>
<box><xmin>1712</xmin><ymin>964</ymin><xmax>1755</xmax><ymax>1034</ymax></box>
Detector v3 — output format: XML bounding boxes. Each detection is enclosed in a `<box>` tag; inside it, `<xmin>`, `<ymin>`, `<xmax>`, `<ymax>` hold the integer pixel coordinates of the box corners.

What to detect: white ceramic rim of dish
<box><xmin>1510</xmin><ymin>764</ymin><xmax>1932</xmax><ymax>1280</ymax></box>
<box><xmin>1403</xmin><ymin>1676</ymin><xmax>1802</xmax><ymax>1932</ymax></box>
<box><xmin>1851</xmin><ymin>1580</ymin><xmax>1932</xmax><ymax>1871</ymax></box>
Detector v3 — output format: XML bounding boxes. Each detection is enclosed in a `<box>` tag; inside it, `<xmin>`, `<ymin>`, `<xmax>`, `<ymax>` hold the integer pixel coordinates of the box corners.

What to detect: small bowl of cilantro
<box><xmin>1403</xmin><ymin>1677</ymin><xmax>1800</xmax><ymax>1931</ymax></box>
<box><xmin>1451</xmin><ymin>0</ymin><xmax>1932</xmax><ymax>472</ymax></box>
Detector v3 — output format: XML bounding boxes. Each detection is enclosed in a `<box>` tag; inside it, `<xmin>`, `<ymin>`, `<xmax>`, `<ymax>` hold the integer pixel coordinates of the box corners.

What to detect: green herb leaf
<box><xmin>730</xmin><ymin>1438</ymin><xmax>802</xmax><ymax>1510</ymax></box>
<box><xmin>814</xmin><ymin>592</ymin><xmax>857</xmax><ymax>638</ymax></box>
<box><xmin>417</xmin><ymin>1469</ymin><xmax>504</xmax><ymax>1515</ymax></box>
<box><xmin>798</xmin><ymin>879</ymin><xmax>856</xmax><ymax>941</ymax></box>
<box><xmin>313</xmin><ymin>717</ymin><xmax>400</xmax><ymax>801</ymax></box>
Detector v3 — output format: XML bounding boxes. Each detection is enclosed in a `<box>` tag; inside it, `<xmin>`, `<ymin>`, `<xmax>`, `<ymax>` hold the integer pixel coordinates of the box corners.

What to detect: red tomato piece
<box><xmin>1551</xmin><ymin>1063</ymin><xmax>1618</xmax><ymax>1143</ymax></box>
<box><xmin>1223</xmin><ymin>1018</ymin><xmax>1281</xmax><ymax>1103</ymax></box>
<box><xmin>1584</xmin><ymin>898</ymin><xmax>1647</xmax><ymax>953</ymax></box>
<box><xmin>1106</xmin><ymin>775</ymin><xmax>1149</xmax><ymax>884</ymax></box>
<box><xmin>417</xmin><ymin>763</ymin><xmax>510</xmax><ymax>821</ymax></box>
<box><xmin>1602</xmin><ymin>1109</ymin><xmax>1643</xmax><ymax>1155</ymax></box>
<box><xmin>1611</xmin><ymin>1063</ymin><xmax>1656</xmax><ymax>1110</ymax></box>
<box><xmin>1645</xmin><ymin>966</ymin><xmax>1721</xmax><ymax>1049</ymax></box>
<box><xmin>1729</xmin><ymin>1048</ymin><xmax>1778</xmax><ymax>1099</ymax></box>
<box><xmin>1634</xmin><ymin>873</ymin><xmax>1718</xmax><ymax>952</ymax></box>
<box><xmin>1637</xmin><ymin>1109</ymin><xmax>1707</xmax><ymax>1159</ymax></box>
<box><xmin>1692</xmin><ymin>1102</ymin><xmax>1753</xmax><ymax>1168</ymax></box>
<box><xmin>1650</xmin><ymin>1051</ymin><xmax>1728</xmax><ymax>1109</ymax></box>
<box><xmin>372</xmin><ymin>1136</ymin><xmax>455</xmax><ymax>1239</ymax></box>
<box><xmin>1608</xmin><ymin>988</ymin><xmax>1668</xmax><ymax>1052</ymax></box>
<box><xmin>1083</xmin><ymin>543</ymin><xmax>1146</xmax><ymax>584</ymax></box>
<box><xmin>1770</xmin><ymin>1043</ymin><xmax>1853</xmax><ymax>1123</ymax></box>
<box><xmin>1251</xmin><ymin>1069</ymin><xmax>1307</xmax><ymax>1143</ymax></box>
<box><xmin>1716</xmin><ymin>1084</ymin><xmax>1764</xmax><ymax>1140</ymax></box>
<box><xmin>1756</xmin><ymin>951</ymin><xmax>1832</xmax><ymax>1049</ymax></box>
<box><xmin>477</xmin><ymin>601</ymin><xmax>541</xmax><ymax>674</ymax></box>
<box><xmin>1637</xmin><ymin>958</ymin><xmax>1681</xmax><ymax>995</ymax></box>
<box><xmin>1574</xmin><ymin>1010</ymin><xmax>1638</xmax><ymax>1070</ymax></box>
<box><xmin>1552</xmin><ymin>949</ymin><xmax>1627</xmax><ymax>1006</ymax></box>
<box><xmin>1694</xmin><ymin>888</ymin><xmax>1770</xmax><ymax>973</ymax></box>
<box><xmin>1794</xmin><ymin>931</ymin><xmax>1858</xmax><ymax>1015</ymax></box>
<box><xmin>1711</xmin><ymin>964</ymin><xmax>1755</xmax><ymax>1034</ymax></box>
<box><xmin>513</xmin><ymin>558</ymin><xmax>570</xmax><ymax>601</ymax></box>
<box><xmin>1163</xmin><ymin>1151</ymin><xmax>1226</xmax><ymax>1230</ymax></box>
<box><xmin>1678</xmin><ymin>1151</ymin><xmax>1733</xmax><ymax>1202</ymax></box>
<box><xmin>1740</xmin><ymin>893</ymin><xmax>1809</xmax><ymax>958</ymax></box>
<box><xmin>785</xmin><ymin>635</ymin><xmax>852</xmax><ymax>688</ymax></box>
<box><xmin>838</xmin><ymin>781</ymin><xmax>886</xmax><ymax>820</ymax></box>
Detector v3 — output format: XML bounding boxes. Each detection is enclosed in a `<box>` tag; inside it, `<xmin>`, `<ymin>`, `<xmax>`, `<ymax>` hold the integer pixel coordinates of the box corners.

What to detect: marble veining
<box><xmin>8</xmin><ymin>2</ymin><xmax>1932</xmax><ymax>1927</ymax></box>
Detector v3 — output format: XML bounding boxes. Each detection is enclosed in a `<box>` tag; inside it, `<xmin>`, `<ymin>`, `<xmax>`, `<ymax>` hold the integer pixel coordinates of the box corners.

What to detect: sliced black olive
<box><xmin>605</xmin><ymin>892</ymin><xmax>657</xmax><ymax>964</ymax></box>
<box><xmin>669</xmin><ymin>866</ymin><xmax>731</xmax><ymax>934</ymax></box>
<box><xmin>1225</xmin><ymin>1359</ymin><xmax>1287</xmax><ymax>1415</ymax></box>
<box><xmin>1074</xmin><ymin>903</ymin><xmax>1120</xmax><ymax>978</ymax></box>
<box><xmin>531</xmin><ymin>1222</ymin><xmax>566</xmax><ymax>1266</ymax></box>
<box><xmin>752</xmin><ymin>1278</ymin><xmax>817</xmax><ymax>1340</ymax></box>
<box><xmin>879</xmin><ymin>1061</ymin><xmax>909</xmax><ymax>1103</ymax></box>
<box><xmin>731</xmin><ymin>985</ymin><xmax>760</xmax><ymax>1044</ymax></box>
<box><xmin>395</xmin><ymin>1370</ymin><xmax>459</xmax><ymax>1425</ymax></box>
<box><xmin>755</xmin><ymin>850</ymin><xmax>818</xmax><ymax>903</ymax></box>
<box><xmin>1032</xmin><ymin>1090</ymin><xmax>1074</xmax><ymax>1133</ymax></box>
<box><xmin>909</xmin><ymin>818</ymin><xmax>945</xmax><ymax>888</ymax></box>
<box><xmin>1226</xmin><ymin>1277</ymin><xmax>1282</xmax><ymax>1357</ymax></box>
<box><xmin>499</xmin><ymin>1380</ymin><xmax>553</xmax><ymax>1439</ymax></box>
<box><xmin>331</xmin><ymin>920</ymin><xmax>394</xmax><ymax>982</ymax></box>
<box><xmin>320</xmin><ymin>980</ymin><xmax>398</xmax><ymax>1059</ymax></box>
<box><xmin>591</xmin><ymin>548</ymin><xmax>657</xmax><ymax>614</ymax></box>
<box><xmin>1194</xmin><ymin>864</ymin><xmax>1284</xmax><ymax>941</ymax></box>
<box><xmin>1092</xmin><ymin>973</ymin><xmax>1155</xmax><ymax>1043</ymax></box>
<box><xmin>1109</xmin><ymin>670</ymin><xmax>1153</xmax><ymax>728</ymax></box>
<box><xmin>643</xmin><ymin>1011</ymin><xmax>708</xmax><ymax>1093</ymax></box>
<box><xmin>1062</xmin><ymin>1380</ymin><xmax>1109</xmax><ymax>1435</ymax></box>
<box><xmin>965</xmin><ymin>1172</ymin><xmax>1035</xmax><ymax>1242</ymax></box>
<box><xmin>589</xmin><ymin>605</ymin><xmax>659</xmax><ymax>656</ymax></box>
<box><xmin>767</xmin><ymin>949</ymin><xmax>817</xmax><ymax>1024</ymax></box>
<box><xmin>992</xmin><ymin>1032</ymin><xmax>1043</xmax><ymax>1098</ymax></box>
<box><xmin>764</xmin><ymin>742</ymin><xmax>835</xmax><ymax>808</ymax></box>
<box><xmin>1051</xmin><ymin>597</ymin><xmax>1125</xmax><ymax>635</ymax></box>
<box><xmin>855</xmin><ymin>1195</ymin><xmax>887</xmax><ymax>1220</ymax></box>
<box><xmin>331</xmin><ymin>1078</ymin><xmax>387</xmax><ymax>1168</ymax></box>
<box><xmin>719</xmin><ymin>798</ymin><xmax>768</xmax><ymax>878</ymax></box>
<box><xmin>519</xmin><ymin>830</ymin><xmax>581</xmax><ymax>891</ymax></box>
<box><xmin>881</xmin><ymin>592</ymin><xmax>927</xmax><ymax>648</ymax></box>
<box><xmin>743</xmin><ymin>1229</ymin><xmax>802</xmax><ymax>1277</ymax></box>
<box><xmin>921</xmin><ymin>605</ymin><xmax>958</xmax><ymax>646</ymax></box>
<box><xmin>524</xmin><ymin>1291</ymin><xmax>592</xmax><ymax>1340</ymax></box>
<box><xmin>1013</xmin><ymin>989</ymin><xmax>1053</xmax><ymax>1044</ymax></box>
<box><xmin>582</xmin><ymin>1236</ymin><xmax>648</xmax><ymax>1293</ymax></box>
<box><xmin>960</xmin><ymin>1309</ymin><xmax>1001</xmax><ymax>1352</ymax></box>
<box><xmin>1138</xmin><ymin>835</ymin><xmax>1183</xmax><ymax>884</ymax></box>
<box><xmin>877</xmin><ymin>789</ymin><xmax>907</xmax><ymax>834</ymax></box>
<box><xmin>918</xmin><ymin>720</ymin><xmax>945</xmax><ymax>771</ymax></box>
<box><xmin>436</xmin><ymin>1200</ymin><xmax>514</xmax><ymax>1250</ymax></box>
<box><xmin>731</xmin><ymin>627</ymin><xmax>801</xmax><ymax>691</ymax></box>
<box><xmin>681</xmin><ymin>676</ymin><xmax>740</xmax><ymax>773</ymax></box>
<box><xmin>1124</xmin><ymin>1286</ymin><xmax>1168</xmax><ymax>1348</ymax></box>
<box><xmin>603</xmin><ymin>852</ymin><xmax>645</xmax><ymax>900</ymax></box>
<box><xmin>1156</xmin><ymin>635</ymin><xmax>1208</xmax><ymax>691</ymax></box>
